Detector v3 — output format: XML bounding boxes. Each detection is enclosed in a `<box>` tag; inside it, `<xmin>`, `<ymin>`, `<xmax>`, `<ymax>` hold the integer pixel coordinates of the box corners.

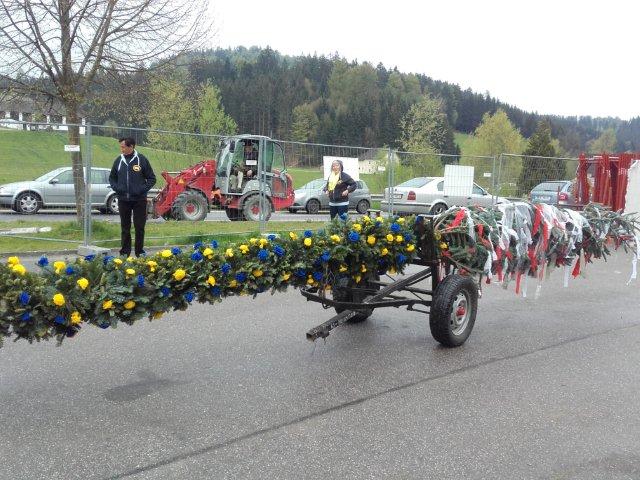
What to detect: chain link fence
<box><xmin>0</xmin><ymin>118</ymin><xmax>581</xmax><ymax>254</ymax></box>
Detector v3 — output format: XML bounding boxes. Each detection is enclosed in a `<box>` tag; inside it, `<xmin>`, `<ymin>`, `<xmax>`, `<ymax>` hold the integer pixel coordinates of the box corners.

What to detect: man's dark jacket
<box><xmin>109</xmin><ymin>151</ymin><xmax>156</xmax><ymax>202</ymax></box>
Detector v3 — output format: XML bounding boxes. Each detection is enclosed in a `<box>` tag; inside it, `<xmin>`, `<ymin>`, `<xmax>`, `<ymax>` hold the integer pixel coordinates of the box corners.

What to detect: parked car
<box><xmin>529</xmin><ymin>180</ymin><xmax>574</xmax><ymax>206</ymax></box>
<box><xmin>289</xmin><ymin>178</ymin><xmax>372</xmax><ymax>214</ymax></box>
<box><xmin>381</xmin><ymin>176</ymin><xmax>506</xmax><ymax>215</ymax></box>
<box><xmin>0</xmin><ymin>167</ymin><xmax>119</xmax><ymax>214</ymax></box>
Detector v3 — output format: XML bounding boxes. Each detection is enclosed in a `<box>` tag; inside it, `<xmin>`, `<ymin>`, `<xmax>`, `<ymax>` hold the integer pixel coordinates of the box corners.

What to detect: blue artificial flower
<box><xmin>54</xmin><ymin>315</ymin><xmax>66</xmax><ymax>325</ymax></box>
<box><xmin>313</xmin><ymin>271</ymin><xmax>323</xmax><ymax>281</ymax></box>
<box><xmin>304</xmin><ymin>230</ymin><xmax>313</xmax><ymax>238</ymax></box>
<box><xmin>161</xmin><ymin>286</ymin><xmax>171</xmax><ymax>297</ymax></box>
<box><xmin>103</xmin><ymin>255</ymin><xmax>115</xmax><ymax>265</ymax></box>
<box><xmin>211</xmin><ymin>286</ymin><xmax>221</xmax><ymax>296</ymax></box>
<box><xmin>415</xmin><ymin>215</ymin><xmax>424</xmax><ymax>224</ymax></box>
<box><xmin>404</xmin><ymin>233</ymin><xmax>413</xmax><ymax>242</ymax></box>
<box><xmin>397</xmin><ymin>254</ymin><xmax>407</xmax><ymax>265</ymax></box>
<box><xmin>171</xmin><ymin>247</ymin><xmax>182</xmax><ymax>255</ymax></box>
<box><xmin>375</xmin><ymin>220</ymin><xmax>382</xmax><ymax>227</ymax></box>
<box><xmin>191</xmin><ymin>251</ymin><xmax>204</xmax><ymax>262</ymax></box>
<box><xmin>348</xmin><ymin>231</ymin><xmax>360</xmax><ymax>242</ymax></box>
<box><xmin>339</xmin><ymin>212</ymin><xmax>348</xmax><ymax>220</ymax></box>
<box><xmin>137</xmin><ymin>274</ymin><xmax>145</xmax><ymax>287</ymax></box>
<box><xmin>390</xmin><ymin>222</ymin><xmax>401</xmax><ymax>233</ymax></box>
<box><xmin>221</xmin><ymin>263</ymin><xmax>231</xmax><ymax>274</ymax></box>
<box><xmin>18</xmin><ymin>291</ymin><xmax>30</xmax><ymax>306</ymax></box>
<box><xmin>184</xmin><ymin>291</ymin><xmax>195</xmax><ymax>303</ymax></box>
<box><xmin>257</xmin><ymin>249</ymin><xmax>269</xmax><ymax>261</ymax></box>
<box><xmin>210</xmin><ymin>240</ymin><xmax>219</xmax><ymax>249</ymax></box>
<box><xmin>37</xmin><ymin>256</ymin><xmax>49</xmax><ymax>267</ymax></box>
<box><xmin>65</xmin><ymin>266</ymin><xmax>75</xmax><ymax>275</ymax></box>
<box><xmin>313</xmin><ymin>259</ymin><xmax>321</xmax><ymax>268</ymax></box>
<box><xmin>84</xmin><ymin>254</ymin><xmax>96</xmax><ymax>262</ymax></box>
<box><xmin>193</xmin><ymin>241</ymin><xmax>203</xmax><ymax>250</ymax></box>
<box><xmin>99</xmin><ymin>322</ymin><xmax>110</xmax><ymax>329</ymax></box>
<box><xmin>273</xmin><ymin>245</ymin><xmax>285</xmax><ymax>257</ymax></box>
<box><xmin>235</xmin><ymin>272</ymin><xmax>247</xmax><ymax>282</ymax></box>
<box><xmin>321</xmin><ymin>250</ymin><xmax>331</xmax><ymax>262</ymax></box>
<box><xmin>20</xmin><ymin>311</ymin><xmax>31</xmax><ymax>322</ymax></box>
<box><xmin>294</xmin><ymin>268</ymin><xmax>306</xmax><ymax>278</ymax></box>
<box><xmin>267</xmin><ymin>234</ymin><xmax>276</xmax><ymax>241</ymax></box>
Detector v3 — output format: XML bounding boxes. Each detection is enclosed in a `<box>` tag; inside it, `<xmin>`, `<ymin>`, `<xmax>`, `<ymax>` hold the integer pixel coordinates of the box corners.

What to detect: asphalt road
<box><xmin>1</xmin><ymin>252</ymin><xmax>640</xmax><ymax>479</ymax></box>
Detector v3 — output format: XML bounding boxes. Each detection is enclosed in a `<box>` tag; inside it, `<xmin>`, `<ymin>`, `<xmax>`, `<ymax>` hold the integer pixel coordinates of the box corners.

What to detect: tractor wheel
<box><xmin>15</xmin><ymin>191</ymin><xmax>42</xmax><ymax>214</ymax></box>
<box><xmin>225</xmin><ymin>207</ymin><xmax>244</xmax><ymax>221</ymax></box>
<box><xmin>356</xmin><ymin>199</ymin><xmax>370</xmax><ymax>214</ymax></box>
<box><xmin>305</xmin><ymin>199</ymin><xmax>321</xmax><ymax>214</ymax></box>
<box><xmin>333</xmin><ymin>276</ymin><xmax>380</xmax><ymax>323</ymax></box>
<box><xmin>242</xmin><ymin>195</ymin><xmax>272</xmax><ymax>222</ymax></box>
<box><xmin>171</xmin><ymin>191</ymin><xmax>208</xmax><ymax>221</ymax></box>
<box><xmin>429</xmin><ymin>274</ymin><xmax>478</xmax><ymax>347</ymax></box>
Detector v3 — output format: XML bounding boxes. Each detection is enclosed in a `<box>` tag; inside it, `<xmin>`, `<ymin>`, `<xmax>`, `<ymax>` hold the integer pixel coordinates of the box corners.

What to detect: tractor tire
<box><xmin>333</xmin><ymin>276</ymin><xmax>381</xmax><ymax>323</ymax></box>
<box><xmin>15</xmin><ymin>191</ymin><xmax>42</xmax><ymax>214</ymax></box>
<box><xmin>305</xmin><ymin>199</ymin><xmax>321</xmax><ymax>214</ymax></box>
<box><xmin>356</xmin><ymin>199</ymin><xmax>370</xmax><ymax>214</ymax></box>
<box><xmin>429</xmin><ymin>274</ymin><xmax>478</xmax><ymax>347</ymax></box>
<box><xmin>242</xmin><ymin>195</ymin><xmax>272</xmax><ymax>222</ymax></box>
<box><xmin>225</xmin><ymin>207</ymin><xmax>244</xmax><ymax>221</ymax></box>
<box><xmin>171</xmin><ymin>191</ymin><xmax>208</xmax><ymax>221</ymax></box>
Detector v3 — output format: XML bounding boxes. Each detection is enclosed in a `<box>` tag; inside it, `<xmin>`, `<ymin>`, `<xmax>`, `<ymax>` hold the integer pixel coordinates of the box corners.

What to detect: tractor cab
<box><xmin>216</xmin><ymin>135</ymin><xmax>294</xmax><ymax>221</ymax></box>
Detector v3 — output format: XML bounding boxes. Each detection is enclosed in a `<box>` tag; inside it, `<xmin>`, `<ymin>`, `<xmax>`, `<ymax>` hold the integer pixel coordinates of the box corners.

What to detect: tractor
<box><xmin>151</xmin><ymin>135</ymin><xmax>295</xmax><ymax>221</ymax></box>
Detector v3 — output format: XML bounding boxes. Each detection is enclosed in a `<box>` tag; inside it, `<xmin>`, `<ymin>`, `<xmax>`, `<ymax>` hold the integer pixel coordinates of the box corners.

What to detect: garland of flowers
<box><xmin>0</xmin><ymin>215</ymin><xmax>417</xmax><ymax>348</ymax></box>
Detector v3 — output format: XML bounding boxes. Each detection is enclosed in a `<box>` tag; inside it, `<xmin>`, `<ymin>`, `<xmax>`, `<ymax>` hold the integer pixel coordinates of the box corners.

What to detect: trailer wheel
<box><xmin>171</xmin><ymin>191</ymin><xmax>208</xmax><ymax>221</ymax></box>
<box><xmin>242</xmin><ymin>195</ymin><xmax>272</xmax><ymax>221</ymax></box>
<box><xmin>333</xmin><ymin>277</ymin><xmax>380</xmax><ymax>323</ymax></box>
<box><xmin>429</xmin><ymin>274</ymin><xmax>477</xmax><ymax>347</ymax></box>
<box><xmin>225</xmin><ymin>207</ymin><xmax>244</xmax><ymax>221</ymax></box>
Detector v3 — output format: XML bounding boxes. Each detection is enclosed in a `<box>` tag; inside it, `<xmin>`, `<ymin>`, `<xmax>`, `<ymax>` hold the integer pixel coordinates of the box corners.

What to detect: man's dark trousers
<box><xmin>118</xmin><ymin>198</ymin><xmax>148</xmax><ymax>256</ymax></box>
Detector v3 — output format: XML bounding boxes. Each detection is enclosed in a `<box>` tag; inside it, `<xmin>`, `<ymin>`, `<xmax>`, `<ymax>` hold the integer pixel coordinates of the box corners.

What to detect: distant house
<box><xmin>358</xmin><ymin>148</ymin><xmax>400</xmax><ymax>174</ymax></box>
<box><xmin>0</xmin><ymin>95</ymin><xmax>86</xmax><ymax>134</ymax></box>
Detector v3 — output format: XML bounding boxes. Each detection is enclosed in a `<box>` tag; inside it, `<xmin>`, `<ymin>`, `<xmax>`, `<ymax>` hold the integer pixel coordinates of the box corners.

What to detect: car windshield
<box><xmin>34</xmin><ymin>168</ymin><xmax>67</xmax><ymax>182</ymax></box>
<box><xmin>397</xmin><ymin>177</ymin><xmax>433</xmax><ymax>188</ymax></box>
<box><xmin>532</xmin><ymin>182</ymin><xmax>567</xmax><ymax>192</ymax></box>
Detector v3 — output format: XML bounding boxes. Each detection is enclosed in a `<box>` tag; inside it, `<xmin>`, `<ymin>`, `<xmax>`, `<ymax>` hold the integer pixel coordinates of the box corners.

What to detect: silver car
<box><xmin>0</xmin><ymin>167</ymin><xmax>119</xmax><ymax>214</ymax></box>
<box><xmin>381</xmin><ymin>176</ymin><xmax>504</xmax><ymax>215</ymax></box>
<box><xmin>289</xmin><ymin>178</ymin><xmax>372</xmax><ymax>214</ymax></box>
<box><xmin>529</xmin><ymin>180</ymin><xmax>574</xmax><ymax>207</ymax></box>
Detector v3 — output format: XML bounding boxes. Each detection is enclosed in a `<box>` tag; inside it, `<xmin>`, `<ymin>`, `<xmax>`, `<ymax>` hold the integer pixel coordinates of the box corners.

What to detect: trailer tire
<box><xmin>171</xmin><ymin>191</ymin><xmax>208</xmax><ymax>221</ymax></box>
<box><xmin>429</xmin><ymin>274</ymin><xmax>477</xmax><ymax>347</ymax></box>
<box><xmin>242</xmin><ymin>195</ymin><xmax>272</xmax><ymax>222</ymax></box>
<box><xmin>225</xmin><ymin>207</ymin><xmax>244</xmax><ymax>221</ymax></box>
<box><xmin>333</xmin><ymin>276</ymin><xmax>380</xmax><ymax>323</ymax></box>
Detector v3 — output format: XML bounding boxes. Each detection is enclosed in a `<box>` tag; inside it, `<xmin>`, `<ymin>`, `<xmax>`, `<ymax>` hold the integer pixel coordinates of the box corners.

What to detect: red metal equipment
<box><xmin>575</xmin><ymin>152</ymin><xmax>640</xmax><ymax>211</ymax></box>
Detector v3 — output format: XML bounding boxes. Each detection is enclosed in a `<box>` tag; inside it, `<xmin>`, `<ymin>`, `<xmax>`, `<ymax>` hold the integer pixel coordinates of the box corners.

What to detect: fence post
<box><xmin>83</xmin><ymin>122</ymin><xmax>93</xmax><ymax>247</ymax></box>
<box><xmin>491</xmin><ymin>155</ymin><xmax>497</xmax><ymax>205</ymax></box>
<box><xmin>387</xmin><ymin>147</ymin><xmax>394</xmax><ymax>216</ymax></box>
<box><xmin>496</xmin><ymin>153</ymin><xmax>504</xmax><ymax>201</ymax></box>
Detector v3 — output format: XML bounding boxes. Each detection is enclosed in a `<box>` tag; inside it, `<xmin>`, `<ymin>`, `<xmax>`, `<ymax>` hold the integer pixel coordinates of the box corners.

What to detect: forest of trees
<box><xmin>87</xmin><ymin>46</ymin><xmax>640</xmax><ymax>155</ymax></box>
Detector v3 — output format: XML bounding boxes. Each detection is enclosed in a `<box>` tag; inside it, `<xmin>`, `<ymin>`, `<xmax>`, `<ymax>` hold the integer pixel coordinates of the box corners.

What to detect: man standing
<box><xmin>109</xmin><ymin>137</ymin><xmax>156</xmax><ymax>257</ymax></box>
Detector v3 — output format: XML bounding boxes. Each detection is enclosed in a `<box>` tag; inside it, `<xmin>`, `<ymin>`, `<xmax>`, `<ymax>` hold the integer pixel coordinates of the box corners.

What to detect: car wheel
<box><xmin>430</xmin><ymin>203</ymin><xmax>447</xmax><ymax>215</ymax></box>
<box><xmin>107</xmin><ymin>195</ymin><xmax>119</xmax><ymax>214</ymax></box>
<box><xmin>306</xmin><ymin>199</ymin><xmax>320</xmax><ymax>214</ymax></box>
<box><xmin>15</xmin><ymin>191</ymin><xmax>42</xmax><ymax>214</ymax></box>
<box><xmin>356</xmin><ymin>199</ymin><xmax>370</xmax><ymax>214</ymax></box>
<box><xmin>288</xmin><ymin>208</ymin><xmax>296</xmax><ymax>214</ymax></box>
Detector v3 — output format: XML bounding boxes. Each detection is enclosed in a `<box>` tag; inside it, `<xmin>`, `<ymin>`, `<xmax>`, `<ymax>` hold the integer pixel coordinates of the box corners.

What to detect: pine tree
<box><xmin>517</xmin><ymin>120</ymin><xmax>565</xmax><ymax>196</ymax></box>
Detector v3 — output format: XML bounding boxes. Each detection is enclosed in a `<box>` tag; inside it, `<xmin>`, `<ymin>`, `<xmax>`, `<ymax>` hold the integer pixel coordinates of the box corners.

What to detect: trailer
<box><xmin>301</xmin><ymin>216</ymin><xmax>480</xmax><ymax>347</ymax></box>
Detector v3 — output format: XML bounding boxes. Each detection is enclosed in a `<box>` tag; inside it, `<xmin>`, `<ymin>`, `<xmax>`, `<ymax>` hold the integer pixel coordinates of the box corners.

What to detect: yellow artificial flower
<box><xmin>160</xmin><ymin>249</ymin><xmax>172</xmax><ymax>258</ymax></box>
<box><xmin>124</xmin><ymin>300</ymin><xmax>136</xmax><ymax>310</ymax></box>
<box><xmin>330</xmin><ymin>234</ymin><xmax>341</xmax><ymax>243</ymax></box>
<box><xmin>113</xmin><ymin>258</ymin><xmax>123</xmax><ymax>266</ymax></box>
<box><xmin>388</xmin><ymin>267</ymin><xmax>396</xmax><ymax>274</ymax></box>
<box><xmin>147</xmin><ymin>260</ymin><xmax>157</xmax><ymax>272</ymax></box>
<box><xmin>386</xmin><ymin>234</ymin><xmax>394</xmax><ymax>242</ymax></box>
<box><xmin>207</xmin><ymin>275</ymin><xmax>216</xmax><ymax>286</ymax></box>
<box><xmin>249</xmin><ymin>238</ymin><xmax>258</xmax><ymax>245</ymax></box>
<box><xmin>125</xmin><ymin>268</ymin><xmax>136</xmax><ymax>276</ymax></box>
<box><xmin>434</xmin><ymin>231</ymin><xmax>442</xmax><ymax>240</ymax></box>
<box><xmin>127</xmin><ymin>256</ymin><xmax>134</xmax><ymax>263</ymax></box>
<box><xmin>289</xmin><ymin>232</ymin><xmax>298</xmax><ymax>241</ymax></box>
<box><xmin>7</xmin><ymin>256</ymin><xmax>20</xmax><ymax>266</ymax></box>
<box><xmin>229</xmin><ymin>279</ymin><xmax>238</xmax><ymax>288</ymax></box>
<box><xmin>339</xmin><ymin>265</ymin><xmax>348</xmax><ymax>272</ymax></box>
<box><xmin>53</xmin><ymin>293</ymin><xmax>65</xmax><ymax>306</ymax></box>
<box><xmin>362</xmin><ymin>215</ymin><xmax>371</xmax><ymax>223</ymax></box>
<box><xmin>252</xmin><ymin>269</ymin><xmax>264</xmax><ymax>278</ymax></box>
<box><xmin>102</xmin><ymin>299</ymin><xmax>113</xmax><ymax>310</ymax></box>
<box><xmin>367</xmin><ymin>235</ymin><xmax>376</xmax><ymax>245</ymax></box>
<box><xmin>239</xmin><ymin>244</ymin><xmax>250</xmax><ymax>254</ymax></box>
<box><xmin>173</xmin><ymin>269</ymin><xmax>186</xmax><ymax>281</ymax></box>
<box><xmin>152</xmin><ymin>312</ymin><xmax>164</xmax><ymax>320</ymax></box>
<box><xmin>12</xmin><ymin>264</ymin><xmax>26</xmax><ymax>275</ymax></box>
<box><xmin>303</xmin><ymin>238</ymin><xmax>312</xmax><ymax>247</ymax></box>
<box><xmin>225</xmin><ymin>248</ymin><xmax>234</xmax><ymax>258</ymax></box>
<box><xmin>258</xmin><ymin>238</ymin><xmax>268</xmax><ymax>248</ymax></box>
<box><xmin>406</xmin><ymin>244</ymin><xmax>415</xmax><ymax>252</ymax></box>
<box><xmin>440</xmin><ymin>242</ymin><xmax>448</xmax><ymax>250</ymax></box>
<box><xmin>395</xmin><ymin>235</ymin><xmax>403</xmax><ymax>243</ymax></box>
<box><xmin>380</xmin><ymin>247</ymin><xmax>389</xmax><ymax>256</ymax></box>
<box><xmin>70</xmin><ymin>311</ymin><xmax>82</xmax><ymax>325</ymax></box>
<box><xmin>202</xmin><ymin>247</ymin><xmax>213</xmax><ymax>257</ymax></box>
<box><xmin>282</xmin><ymin>272</ymin><xmax>291</xmax><ymax>281</ymax></box>
<box><xmin>76</xmin><ymin>277</ymin><xmax>89</xmax><ymax>290</ymax></box>
<box><xmin>53</xmin><ymin>260</ymin><xmax>66</xmax><ymax>273</ymax></box>
<box><xmin>397</xmin><ymin>217</ymin><xmax>405</xmax><ymax>224</ymax></box>
<box><xmin>361</xmin><ymin>264</ymin><xmax>367</xmax><ymax>273</ymax></box>
<box><xmin>353</xmin><ymin>223</ymin><xmax>362</xmax><ymax>232</ymax></box>
<box><xmin>354</xmin><ymin>275</ymin><xmax>362</xmax><ymax>283</ymax></box>
<box><xmin>307</xmin><ymin>276</ymin><xmax>315</xmax><ymax>285</ymax></box>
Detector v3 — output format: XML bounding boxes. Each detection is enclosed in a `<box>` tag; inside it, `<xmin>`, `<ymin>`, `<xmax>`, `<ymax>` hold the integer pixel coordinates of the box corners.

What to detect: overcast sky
<box><xmin>208</xmin><ymin>0</ymin><xmax>638</xmax><ymax>120</ymax></box>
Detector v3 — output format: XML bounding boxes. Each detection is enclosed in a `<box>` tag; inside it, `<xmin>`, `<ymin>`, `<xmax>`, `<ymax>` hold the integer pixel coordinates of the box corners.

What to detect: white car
<box><xmin>381</xmin><ymin>176</ymin><xmax>506</xmax><ymax>215</ymax></box>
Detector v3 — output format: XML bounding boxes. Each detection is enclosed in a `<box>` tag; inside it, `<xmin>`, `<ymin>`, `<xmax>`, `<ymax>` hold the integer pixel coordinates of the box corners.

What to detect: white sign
<box><xmin>483</xmin><ymin>172</ymin><xmax>492</xmax><ymax>178</ymax></box>
<box><xmin>443</xmin><ymin>164</ymin><xmax>474</xmax><ymax>197</ymax></box>
<box><xmin>323</xmin><ymin>156</ymin><xmax>360</xmax><ymax>181</ymax></box>
<box><xmin>377</xmin><ymin>165</ymin><xmax>386</xmax><ymax>172</ymax></box>
<box><xmin>64</xmin><ymin>144</ymin><xmax>80</xmax><ymax>152</ymax></box>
